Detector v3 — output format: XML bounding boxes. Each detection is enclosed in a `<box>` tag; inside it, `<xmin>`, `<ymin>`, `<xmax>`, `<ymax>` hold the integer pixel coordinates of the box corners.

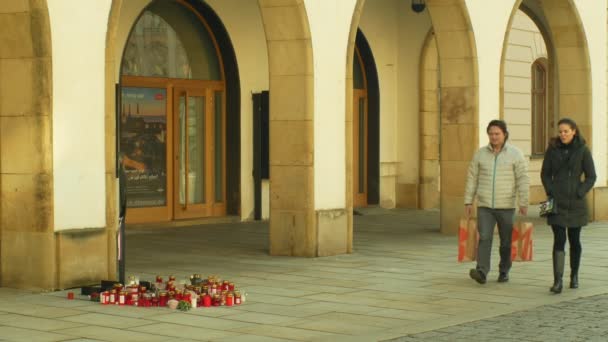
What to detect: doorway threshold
<box><xmin>127</xmin><ymin>216</ymin><xmax>241</xmax><ymax>230</ymax></box>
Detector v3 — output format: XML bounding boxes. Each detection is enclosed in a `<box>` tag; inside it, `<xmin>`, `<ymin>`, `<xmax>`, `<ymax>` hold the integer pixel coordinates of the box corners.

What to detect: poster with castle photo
<box><xmin>120</xmin><ymin>87</ymin><xmax>168</xmax><ymax>208</ymax></box>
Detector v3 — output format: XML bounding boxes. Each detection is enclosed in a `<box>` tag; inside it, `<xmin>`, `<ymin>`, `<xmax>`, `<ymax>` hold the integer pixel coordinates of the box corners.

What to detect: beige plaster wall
<box><xmin>503</xmin><ymin>10</ymin><xmax>547</xmax><ymax>190</ymax></box>
<box><xmin>306</xmin><ymin>0</ymin><xmax>357</xmax><ymax>211</ymax></box>
<box><xmin>48</xmin><ymin>0</ymin><xmax>111</xmax><ymax>230</ymax></box>
<box><xmin>358</xmin><ymin>0</ymin><xmax>432</xmax><ymax>208</ymax></box>
<box><xmin>466</xmin><ymin>0</ymin><xmax>516</xmax><ymax>147</ymax></box>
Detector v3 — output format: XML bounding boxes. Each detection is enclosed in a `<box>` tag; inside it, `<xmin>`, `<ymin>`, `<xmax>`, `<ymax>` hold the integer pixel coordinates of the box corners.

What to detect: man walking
<box><xmin>464</xmin><ymin>120</ymin><xmax>529</xmax><ymax>284</ymax></box>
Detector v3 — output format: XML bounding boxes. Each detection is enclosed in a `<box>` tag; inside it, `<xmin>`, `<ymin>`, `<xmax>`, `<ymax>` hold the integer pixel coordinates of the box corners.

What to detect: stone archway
<box><xmin>107</xmin><ymin>0</ymin><xmax>320</xmax><ymax>257</ymax></box>
<box><xmin>501</xmin><ymin>0</ymin><xmax>591</xmax><ymax>144</ymax></box>
<box><xmin>347</xmin><ymin>0</ymin><xmax>479</xmax><ymax>235</ymax></box>
<box><xmin>0</xmin><ymin>1</ymin><xmax>54</xmax><ymax>288</ymax></box>
<box><xmin>500</xmin><ymin>0</ymin><xmax>592</xmax><ymax>207</ymax></box>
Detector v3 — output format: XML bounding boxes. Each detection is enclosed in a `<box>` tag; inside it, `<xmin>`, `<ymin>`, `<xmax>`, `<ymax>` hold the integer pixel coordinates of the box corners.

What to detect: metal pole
<box><xmin>116</xmin><ymin>83</ymin><xmax>126</xmax><ymax>284</ymax></box>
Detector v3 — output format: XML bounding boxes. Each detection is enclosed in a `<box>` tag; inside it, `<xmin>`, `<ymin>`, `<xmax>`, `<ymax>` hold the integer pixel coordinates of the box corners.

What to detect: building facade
<box><xmin>0</xmin><ymin>0</ymin><xmax>607</xmax><ymax>290</ymax></box>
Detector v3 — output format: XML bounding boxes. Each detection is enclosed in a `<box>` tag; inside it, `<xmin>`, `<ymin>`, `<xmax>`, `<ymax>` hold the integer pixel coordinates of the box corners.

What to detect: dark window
<box><xmin>531</xmin><ymin>58</ymin><xmax>547</xmax><ymax>155</ymax></box>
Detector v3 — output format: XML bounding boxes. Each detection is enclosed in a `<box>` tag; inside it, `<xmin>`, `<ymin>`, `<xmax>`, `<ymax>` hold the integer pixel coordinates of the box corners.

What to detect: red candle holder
<box><xmin>203</xmin><ymin>294</ymin><xmax>212</xmax><ymax>307</ymax></box>
<box><xmin>226</xmin><ymin>293</ymin><xmax>234</xmax><ymax>306</ymax></box>
<box><xmin>159</xmin><ymin>295</ymin><xmax>168</xmax><ymax>307</ymax></box>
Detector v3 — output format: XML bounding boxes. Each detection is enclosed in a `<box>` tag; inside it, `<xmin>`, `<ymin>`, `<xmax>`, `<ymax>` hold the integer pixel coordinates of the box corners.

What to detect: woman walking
<box><xmin>541</xmin><ymin>118</ymin><xmax>596</xmax><ymax>294</ymax></box>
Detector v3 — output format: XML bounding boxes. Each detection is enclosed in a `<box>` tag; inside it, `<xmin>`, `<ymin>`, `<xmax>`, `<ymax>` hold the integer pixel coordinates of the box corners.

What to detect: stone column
<box><xmin>0</xmin><ymin>0</ymin><xmax>55</xmax><ymax>288</ymax></box>
<box><xmin>427</xmin><ymin>0</ymin><xmax>479</xmax><ymax>234</ymax></box>
<box><xmin>261</xmin><ymin>0</ymin><xmax>355</xmax><ymax>256</ymax></box>
<box><xmin>419</xmin><ymin>32</ymin><xmax>440</xmax><ymax>210</ymax></box>
<box><xmin>260</xmin><ymin>0</ymin><xmax>316</xmax><ymax>256</ymax></box>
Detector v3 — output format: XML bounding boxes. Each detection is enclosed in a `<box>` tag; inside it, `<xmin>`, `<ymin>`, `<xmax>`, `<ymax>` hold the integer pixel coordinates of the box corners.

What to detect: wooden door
<box><xmin>173</xmin><ymin>86</ymin><xmax>226</xmax><ymax>219</ymax></box>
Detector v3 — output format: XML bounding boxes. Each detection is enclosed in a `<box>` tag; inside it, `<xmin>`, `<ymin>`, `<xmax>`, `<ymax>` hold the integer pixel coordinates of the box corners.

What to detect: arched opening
<box><xmin>117</xmin><ymin>0</ymin><xmax>240</xmax><ymax>224</ymax></box>
<box><xmin>502</xmin><ymin>7</ymin><xmax>551</xmax><ymax>158</ymax></box>
<box><xmin>353</xmin><ymin>29</ymin><xmax>379</xmax><ymax>208</ymax></box>
<box><xmin>348</xmin><ymin>0</ymin><xmax>478</xmax><ymax>234</ymax></box>
<box><xmin>500</xmin><ymin>0</ymin><xmax>591</xmax><ymax>204</ymax></box>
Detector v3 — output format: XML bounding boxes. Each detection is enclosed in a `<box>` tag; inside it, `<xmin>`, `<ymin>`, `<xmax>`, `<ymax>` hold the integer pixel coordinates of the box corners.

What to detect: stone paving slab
<box><xmin>0</xmin><ymin>208</ymin><xmax>606</xmax><ymax>341</ymax></box>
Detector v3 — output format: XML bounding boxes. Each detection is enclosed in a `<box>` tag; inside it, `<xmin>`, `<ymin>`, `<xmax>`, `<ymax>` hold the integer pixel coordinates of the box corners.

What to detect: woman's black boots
<box><xmin>570</xmin><ymin>248</ymin><xmax>581</xmax><ymax>289</ymax></box>
<box><xmin>570</xmin><ymin>274</ymin><xmax>578</xmax><ymax>289</ymax></box>
<box><xmin>550</xmin><ymin>251</ymin><xmax>565</xmax><ymax>294</ymax></box>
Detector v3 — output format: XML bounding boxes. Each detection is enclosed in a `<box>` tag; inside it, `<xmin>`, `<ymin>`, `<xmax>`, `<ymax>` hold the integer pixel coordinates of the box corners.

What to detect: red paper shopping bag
<box><xmin>458</xmin><ymin>218</ymin><xmax>478</xmax><ymax>262</ymax></box>
<box><xmin>511</xmin><ymin>222</ymin><xmax>534</xmax><ymax>261</ymax></box>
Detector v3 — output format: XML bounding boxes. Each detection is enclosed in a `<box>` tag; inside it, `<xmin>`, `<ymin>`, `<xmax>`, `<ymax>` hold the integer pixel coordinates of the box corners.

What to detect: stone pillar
<box><xmin>427</xmin><ymin>0</ymin><xmax>479</xmax><ymax>234</ymax></box>
<box><xmin>419</xmin><ymin>32</ymin><xmax>440</xmax><ymax>210</ymax></box>
<box><xmin>260</xmin><ymin>0</ymin><xmax>316</xmax><ymax>256</ymax></box>
<box><xmin>104</xmin><ymin>0</ymin><xmax>123</xmax><ymax>282</ymax></box>
<box><xmin>0</xmin><ymin>0</ymin><xmax>55</xmax><ymax>289</ymax></box>
<box><xmin>261</xmin><ymin>0</ymin><xmax>355</xmax><ymax>256</ymax></box>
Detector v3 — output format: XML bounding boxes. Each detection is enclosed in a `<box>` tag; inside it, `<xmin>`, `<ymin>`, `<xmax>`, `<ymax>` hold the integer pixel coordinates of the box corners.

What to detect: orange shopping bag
<box><xmin>511</xmin><ymin>221</ymin><xmax>533</xmax><ymax>261</ymax></box>
<box><xmin>458</xmin><ymin>217</ymin><xmax>478</xmax><ymax>262</ymax></box>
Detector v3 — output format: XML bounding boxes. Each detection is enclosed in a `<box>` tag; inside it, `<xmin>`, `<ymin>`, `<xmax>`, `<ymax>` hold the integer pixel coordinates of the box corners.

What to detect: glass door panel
<box><xmin>353</xmin><ymin>89</ymin><xmax>368</xmax><ymax>207</ymax></box>
<box><xmin>357</xmin><ymin>97</ymin><xmax>366</xmax><ymax>194</ymax></box>
<box><xmin>177</xmin><ymin>94</ymin><xmax>207</xmax><ymax>207</ymax></box>
<box><xmin>187</xmin><ymin>95</ymin><xmax>206</xmax><ymax>205</ymax></box>
<box><xmin>214</xmin><ymin>91</ymin><xmax>224</xmax><ymax>203</ymax></box>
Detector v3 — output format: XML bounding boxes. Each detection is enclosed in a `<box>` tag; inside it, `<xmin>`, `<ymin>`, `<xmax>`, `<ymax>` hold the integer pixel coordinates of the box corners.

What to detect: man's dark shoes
<box><xmin>497</xmin><ymin>272</ymin><xmax>509</xmax><ymax>283</ymax></box>
<box><xmin>469</xmin><ymin>269</ymin><xmax>486</xmax><ymax>284</ymax></box>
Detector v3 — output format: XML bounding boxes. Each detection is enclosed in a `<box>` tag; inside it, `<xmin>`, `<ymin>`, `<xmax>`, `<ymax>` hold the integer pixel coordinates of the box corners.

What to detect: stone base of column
<box><xmin>269</xmin><ymin>208</ymin><xmax>350</xmax><ymax>257</ymax></box>
<box><xmin>316</xmin><ymin>209</ymin><xmax>348</xmax><ymax>256</ymax></box>
<box><xmin>440</xmin><ymin>194</ymin><xmax>464</xmax><ymax>235</ymax></box>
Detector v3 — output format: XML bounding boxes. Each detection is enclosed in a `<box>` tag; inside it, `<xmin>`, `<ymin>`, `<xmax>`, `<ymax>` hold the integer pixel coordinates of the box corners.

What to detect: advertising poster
<box><xmin>120</xmin><ymin>87</ymin><xmax>167</xmax><ymax>208</ymax></box>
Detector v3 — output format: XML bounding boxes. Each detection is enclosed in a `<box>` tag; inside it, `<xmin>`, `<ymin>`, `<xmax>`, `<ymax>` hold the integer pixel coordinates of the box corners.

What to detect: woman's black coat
<box><xmin>541</xmin><ymin>136</ymin><xmax>596</xmax><ymax>227</ymax></box>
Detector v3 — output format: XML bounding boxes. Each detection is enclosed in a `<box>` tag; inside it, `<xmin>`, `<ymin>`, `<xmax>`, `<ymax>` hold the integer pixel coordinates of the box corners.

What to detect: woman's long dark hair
<box><xmin>548</xmin><ymin>117</ymin><xmax>583</xmax><ymax>148</ymax></box>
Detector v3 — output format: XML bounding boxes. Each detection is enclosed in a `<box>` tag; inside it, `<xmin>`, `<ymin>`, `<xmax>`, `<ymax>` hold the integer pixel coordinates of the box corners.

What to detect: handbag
<box><xmin>457</xmin><ymin>217</ymin><xmax>478</xmax><ymax>262</ymax></box>
<box><xmin>539</xmin><ymin>197</ymin><xmax>557</xmax><ymax>217</ymax></box>
<box><xmin>511</xmin><ymin>222</ymin><xmax>534</xmax><ymax>261</ymax></box>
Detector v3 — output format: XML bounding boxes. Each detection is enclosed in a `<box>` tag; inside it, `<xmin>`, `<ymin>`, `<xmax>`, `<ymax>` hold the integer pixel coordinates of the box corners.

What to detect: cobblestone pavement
<box><xmin>388</xmin><ymin>293</ymin><xmax>608</xmax><ymax>342</ymax></box>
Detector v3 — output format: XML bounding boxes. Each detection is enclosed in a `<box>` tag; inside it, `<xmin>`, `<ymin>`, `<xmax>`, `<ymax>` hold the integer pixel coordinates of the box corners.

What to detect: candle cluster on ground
<box><xmin>80</xmin><ymin>274</ymin><xmax>246</xmax><ymax>311</ymax></box>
